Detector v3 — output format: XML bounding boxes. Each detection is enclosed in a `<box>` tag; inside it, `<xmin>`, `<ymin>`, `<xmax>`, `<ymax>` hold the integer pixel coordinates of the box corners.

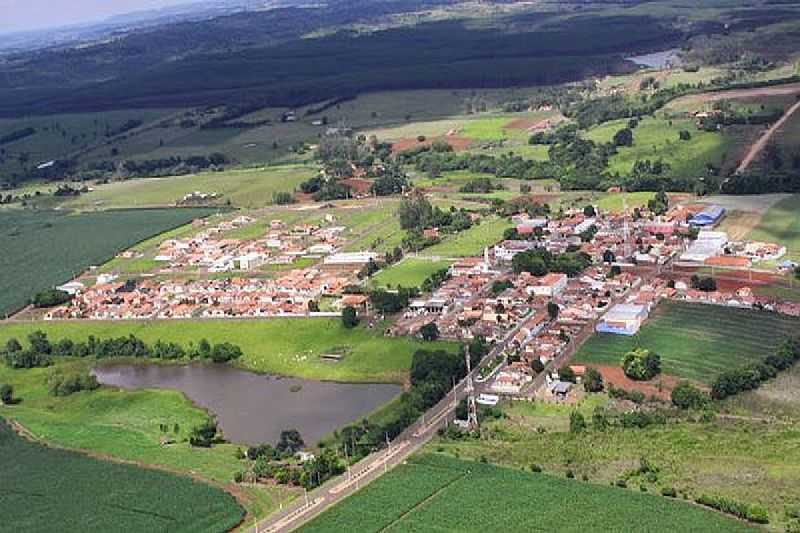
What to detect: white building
<box><xmin>527</xmin><ymin>273</ymin><xmax>568</xmax><ymax>298</ymax></box>
<box><xmin>680</xmin><ymin>230</ymin><xmax>729</xmax><ymax>263</ymax></box>
<box><xmin>324</xmin><ymin>251</ymin><xmax>379</xmax><ymax>265</ymax></box>
<box><xmin>493</xmin><ymin>240</ymin><xmax>540</xmax><ymax>262</ymax></box>
<box><xmin>596</xmin><ymin>303</ymin><xmax>648</xmax><ymax>335</ymax></box>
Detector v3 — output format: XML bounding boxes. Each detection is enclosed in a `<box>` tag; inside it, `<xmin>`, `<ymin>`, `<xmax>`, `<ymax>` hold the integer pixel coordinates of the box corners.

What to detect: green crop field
<box><xmin>0</xmin><ymin>420</ymin><xmax>244</xmax><ymax>533</ymax></box>
<box><xmin>421</xmin><ymin>217</ymin><xmax>512</xmax><ymax>258</ymax></box>
<box><xmin>62</xmin><ymin>165</ymin><xmax>316</xmax><ymax>210</ymax></box>
<box><xmin>746</xmin><ymin>194</ymin><xmax>800</xmax><ymax>261</ymax></box>
<box><xmin>300</xmin><ymin>453</ymin><xmax>753</xmax><ymax>533</ymax></box>
<box><xmin>0</xmin><ymin>208</ymin><xmax>216</xmax><ymax>316</ymax></box>
<box><xmin>583</xmin><ymin>117</ymin><xmax>734</xmax><ymax>178</ymax></box>
<box><xmin>371</xmin><ymin>259</ymin><xmax>451</xmax><ymax>289</ymax></box>
<box><xmin>0</xmin><ymin>319</ymin><xmax>457</xmax><ymax>384</ymax></box>
<box><xmin>574</xmin><ymin>301</ymin><xmax>800</xmax><ymax>383</ymax></box>
<box><xmin>437</xmin><ymin>400</ymin><xmax>800</xmax><ymax>529</ymax></box>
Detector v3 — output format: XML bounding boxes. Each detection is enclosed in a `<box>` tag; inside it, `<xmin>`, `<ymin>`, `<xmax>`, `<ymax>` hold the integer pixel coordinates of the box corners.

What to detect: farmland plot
<box><xmin>0</xmin><ymin>208</ymin><xmax>216</xmax><ymax>316</ymax></box>
<box><xmin>0</xmin><ymin>420</ymin><xmax>244</xmax><ymax>533</ymax></box>
<box><xmin>574</xmin><ymin>300</ymin><xmax>800</xmax><ymax>383</ymax></box>
<box><xmin>300</xmin><ymin>454</ymin><xmax>753</xmax><ymax>532</ymax></box>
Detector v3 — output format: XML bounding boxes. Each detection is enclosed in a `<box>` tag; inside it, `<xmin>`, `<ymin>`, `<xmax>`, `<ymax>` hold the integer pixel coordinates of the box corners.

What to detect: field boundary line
<box><xmin>378</xmin><ymin>470</ymin><xmax>468</xmax><ymax>532</ymax></box>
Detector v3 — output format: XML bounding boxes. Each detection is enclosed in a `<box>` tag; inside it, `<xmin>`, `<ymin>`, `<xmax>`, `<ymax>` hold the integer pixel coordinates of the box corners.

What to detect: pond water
<box><xmin>93</xmin><ymin>362</ymin><xmax>401</xmax><ymax>445</ymax></box>
<box><xmin>626</xmin><ymin>49</ymin><xmax>680</xmax><ymax>69</ymax></box>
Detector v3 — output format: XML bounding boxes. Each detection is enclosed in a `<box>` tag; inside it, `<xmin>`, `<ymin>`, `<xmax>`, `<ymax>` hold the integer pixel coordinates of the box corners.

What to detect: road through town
<box><xmin>250</xmin><ymin>312</ymin><xmax>535</xmax><ymax>533</ymax></box>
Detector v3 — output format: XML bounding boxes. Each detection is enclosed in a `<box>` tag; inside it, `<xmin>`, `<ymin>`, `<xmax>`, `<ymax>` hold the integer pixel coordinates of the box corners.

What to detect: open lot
<box><xmin>0</xmin><ymin>320</ymin><xmax>456</xmax><ymax>384</ymax></box>
<box><xmin>0</xmin><ymin>420</ymin><xmax>244</xmax><ymax>533</ymax></box>
<box><xmin>299</xmin><ymin>453</ymin><xmax>753</xmax><ymax>533</ymax></box>
<box><xmin>574</xmin><ymin>301</ymin><xmax>800</xmax><ymax>384</ymax></box>
<box><xmin>371</xmin><ymin>258</ymin><xmax>452</xmax><ymax>289</ymax></box>
<box><xmin>0</xmin><ymin>208</ymin><xmax>216</xmax><ymax>317</ymax></box>
<box><xmin>420</xmin><ymin>217</ymin><xmax>512</xmax><ymax>258</ymax></box>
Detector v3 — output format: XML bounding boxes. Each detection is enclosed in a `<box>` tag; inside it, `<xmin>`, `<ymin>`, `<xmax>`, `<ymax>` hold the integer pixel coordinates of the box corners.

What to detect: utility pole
<box><xmin>465</xmin><ymin>345</ymin><xmax>478</xmax><ymax>430</ymax></box>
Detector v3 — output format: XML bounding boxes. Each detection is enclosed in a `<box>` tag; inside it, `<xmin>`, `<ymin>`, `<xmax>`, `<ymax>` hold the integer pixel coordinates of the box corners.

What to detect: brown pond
<box><xmin>93</xmin><ymin>362</ymin><xmax>401</xmax><ymax>445</ymax></box>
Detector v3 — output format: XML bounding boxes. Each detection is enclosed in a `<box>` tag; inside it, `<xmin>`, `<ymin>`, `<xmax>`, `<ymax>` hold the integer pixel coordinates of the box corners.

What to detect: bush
<box><xmin>671</xmin><ymin>381</ymin><xmax>707</xmax><ymax>410</ymax></box>
<box><xmin>32</xmin><ymin>289</ymin><xmax>72</xmax><ymax>308</ymax></box>
<box><xmin>0</xmin><ymin>383</ymin><xmax>13</xmax><ymax>404</ymax></box>
<box><xmin>661</xmin><ymin>487</ymin><xmax>677</xmax><ymax>498</ymax></box>
<box><xmin>615</xmin><ymin>479</ymin><xmax>628</xmax><ymax>488</ymax></box>
<box><xmin>419</xmin><ymin>322</ymin><xmax>440</xmax><ymax>342</ymax></box>
<box><xmin>695</xmin><ymin>494</ymin><xmax>769</xmax><ymax>524</ymax></box>
<box><xmin>531</xmin><ymin>464</ymin><xmax>543</xmax><ymax>473</ymax></box>
<box><xmin>189</xmin><ymin>420</ymin><xmax>218</xmax><ymax>447</ymax></box>
<box><xmin>621</xmin><ymin>348</ymin><xmax>661</xmax><ymax>381</ymax></box>
<box><xmin>342</xmin><ymin>306</ymin><xmax>359</xmax><ymax>329</ymax></box>
<box><xmin>47</xmin><ymin>370</ymin><xmax>99</xmax><ymax>397</ymax></box>
<box><xmin>583</xmin><ymin>367</ymin><xmax>604</xmax><ymax>392</ymax></box>
<box><xmin>569</xmin><ymin>411</ymin><xmax>586</xmax><ymax>434</ymax></box>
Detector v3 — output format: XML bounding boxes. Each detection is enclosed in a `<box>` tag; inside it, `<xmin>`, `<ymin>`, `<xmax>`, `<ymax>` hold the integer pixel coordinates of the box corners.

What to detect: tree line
<box><xmin>2</xmin><ymin>331</ymin><xmax>243</xmax><ymax>369</ymax></box>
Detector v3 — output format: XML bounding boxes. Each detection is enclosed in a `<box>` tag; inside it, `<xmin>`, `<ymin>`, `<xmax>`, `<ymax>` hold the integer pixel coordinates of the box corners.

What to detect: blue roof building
<box><xmin>689</xmin><ymin>205</ymin><xmax>726</xmax><ymax>227</ymax></box>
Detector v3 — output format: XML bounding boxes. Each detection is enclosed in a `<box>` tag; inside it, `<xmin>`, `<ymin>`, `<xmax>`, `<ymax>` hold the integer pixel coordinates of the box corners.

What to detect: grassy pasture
<box><xmin>371</xmin><ymin>259</ymin><xmax>452</xmax><ymax>289</ymax></box>
<box><xmin>574</xmin><ymin>300</ymin><xmax>800</xmax><ymax>383</ymax></box>
<box><xmin>583</xmin><ymin>116</ymin><xmax>734</xmax><ymax>178</ymax></box>
<box><xmin>0</xmin><ymin>208</ymin><xmax>216</xmax><ymax>317</ymax></box>
<box><xmin>0</xmin><ymin>420</ymin><xmax>245</xmax><ymax>533</ymax></box>
<box><xmin>420</xmin><ymin>216</ymin><xmax>512</xmax><ymax>258</ymax></box>
<box><xmin>0</xmin><ymin>320</ymin><xmax>456</xmax><ymax>384</ymax></box>
<box><xmin>300</xmin><ymin>453</ymin><xmax>753</xmax><ymax>533</ymax></box>
<box><xmin>62</xmin><ymin>164</ymin><xmax>316</xmax><ymax>210</ymax></box>
<box><xmin>746</xmin><ymin>194</ymin><xmax>800</xmax><ymax>261</ymax></box>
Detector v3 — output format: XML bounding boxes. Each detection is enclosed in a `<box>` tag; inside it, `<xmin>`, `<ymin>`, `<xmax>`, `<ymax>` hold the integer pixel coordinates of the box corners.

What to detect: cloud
<box><xmin>0</xmin><ymin>0</ymin><xmax>197</xmax><ymax>34</ymax></box>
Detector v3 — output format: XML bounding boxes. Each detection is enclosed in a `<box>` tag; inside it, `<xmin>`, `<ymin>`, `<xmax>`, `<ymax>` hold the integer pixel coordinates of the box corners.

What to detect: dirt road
<box><xmin>736</xmin><ymin>98</ymin><xmax>800</xmax><ymax>174</ymax></box>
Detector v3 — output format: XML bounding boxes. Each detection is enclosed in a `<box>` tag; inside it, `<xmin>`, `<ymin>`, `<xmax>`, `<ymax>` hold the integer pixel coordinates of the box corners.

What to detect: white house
<box><xmin>493</xmin><ymin>240</ymin><xmax>540</xmax><ymax>262</ymax></box>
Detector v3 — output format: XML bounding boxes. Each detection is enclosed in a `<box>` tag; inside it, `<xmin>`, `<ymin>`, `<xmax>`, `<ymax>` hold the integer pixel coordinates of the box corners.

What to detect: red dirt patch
<box><xmin>392</xmin><ymin>136</ymin><xmax>473</xmax><ymax>154</ymax></box>
<box><xmin>504</xmin><ymin>117</ymin><xmax>554</xmax><ymax>131</ymax></box>
<box><xmin>594</xmin><ymin>365</ymin><xmax>683</xmax><ymax>401</ymax></box>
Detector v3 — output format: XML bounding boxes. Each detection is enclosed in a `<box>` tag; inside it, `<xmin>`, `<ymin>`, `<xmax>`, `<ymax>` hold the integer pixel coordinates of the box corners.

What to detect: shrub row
<box><xmin>695</xmin><ymin>494</ymin><xmax>769</xmax><ymax>524</ymax></box>
<box><xmin>711</xmin><ymin>336</ymin><xmax>800</xmax><ymax>400</ymax></box>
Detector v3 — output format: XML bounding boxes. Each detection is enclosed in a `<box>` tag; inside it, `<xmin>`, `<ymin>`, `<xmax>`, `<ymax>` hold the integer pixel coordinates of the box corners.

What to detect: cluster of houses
<box><xmin>152</xmin><ymin>216</ymin><xmax>352</xmax><ymax>274</ymax></box>
<box><xmin>45</xmin><ymin>267</ymin><xmax>358</xmax><ymax>320</ymax></box>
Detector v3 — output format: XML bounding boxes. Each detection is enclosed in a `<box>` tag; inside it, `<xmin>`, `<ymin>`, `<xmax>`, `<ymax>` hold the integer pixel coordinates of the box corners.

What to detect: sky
<box><xmin>0</xmin><ymin>0</ymin><xmax>199</xmax><ymax>34</ymax></box>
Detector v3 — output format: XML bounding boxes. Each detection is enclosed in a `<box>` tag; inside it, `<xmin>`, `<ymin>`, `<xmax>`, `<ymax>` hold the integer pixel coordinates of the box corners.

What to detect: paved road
<box><xmin>250</xmin><ymin>311</ymin><xmax>534</xmax><ymax>533</ymax></box>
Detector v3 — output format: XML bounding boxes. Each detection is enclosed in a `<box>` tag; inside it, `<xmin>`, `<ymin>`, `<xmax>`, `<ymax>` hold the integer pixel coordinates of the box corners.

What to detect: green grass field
<box><xmin>0</xmin><ymin>208</ymin><xmax>216</xmax><ymax>316</ymax></box>
<box><xmin>421</xmin><ymin>217</ymin><xmax>512</xmax><ymax>258</ymax></box>
<box><xmin>0</xmin><ymin>420</ymin><xmax>244</xmax><ymax>533</ymax></box>
<box><xmin>574</xmin><ymin>301</ymin><xmax>800</xmax><ymax>383</ymax></box>
<box><xmin>0</xmin><ymin>320</ymin><xmax>456</xmax><ymax>384</ymax></box>
<box><xmin>583</xmin><ymin>117</ymin><xmax>734</xmax><ymax>178</ymax></box>
<box><xmin>300</xmin><ymin>453</ymin><xmax>753</xmax><ymax>533</ymax></box>
<box><xmin>62</xmin><ymin>164</ymin><xmax>316</xmax><ymax>210</ymax></box>
<box><xmin>746</xmin><ymin>195</ymin><xmax>800</xmax><ymax>261</ymax></box>
<box><xmin>371</xmin><ymin>259</ymin><xmax>451</xmax><ymax>289</ymax></box>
